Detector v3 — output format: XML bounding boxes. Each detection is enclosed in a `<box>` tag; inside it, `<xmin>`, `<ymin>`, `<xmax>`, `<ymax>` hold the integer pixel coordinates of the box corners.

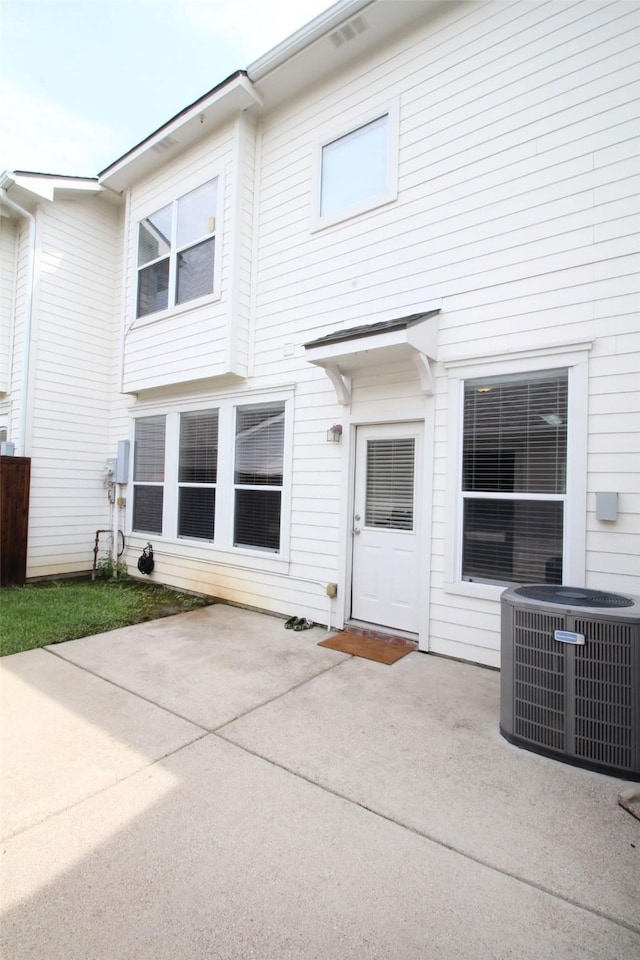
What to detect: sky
<box><xmin>0</xmin><ymin>0</ymin><xmax>333</xmax><ymax>177</ymax></box>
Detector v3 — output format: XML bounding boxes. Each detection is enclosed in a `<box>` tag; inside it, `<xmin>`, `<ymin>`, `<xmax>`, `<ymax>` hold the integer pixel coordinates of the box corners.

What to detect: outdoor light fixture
<box><xmin>327</xmin><ymin>424</ymin><xmax>343</xmax><ymax>443</ymax></box>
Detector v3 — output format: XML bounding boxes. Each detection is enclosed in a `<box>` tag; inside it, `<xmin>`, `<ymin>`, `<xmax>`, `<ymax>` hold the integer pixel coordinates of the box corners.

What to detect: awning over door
<box><xmin>304</xmin><ymin>310</ymin><xmax>440</xmax><ymax>404</ymax></box>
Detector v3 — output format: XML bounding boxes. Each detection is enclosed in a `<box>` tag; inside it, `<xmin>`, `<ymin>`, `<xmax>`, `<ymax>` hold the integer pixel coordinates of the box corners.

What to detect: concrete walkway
<box><xmin>1</xmin><ymin>604</ymin><xmax>638</xmax><ymax>959</ymax></box>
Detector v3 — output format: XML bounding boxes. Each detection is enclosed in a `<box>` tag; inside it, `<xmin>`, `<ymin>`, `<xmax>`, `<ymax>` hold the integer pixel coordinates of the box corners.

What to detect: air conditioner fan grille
<box><xmin>514</xmin><ymin>585</ymin><xmax>633</xmax><ymax>608</ymax></box>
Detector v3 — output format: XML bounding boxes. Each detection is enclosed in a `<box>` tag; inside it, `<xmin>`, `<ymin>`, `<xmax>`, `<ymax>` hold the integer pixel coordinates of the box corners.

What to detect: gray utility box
<box><xmin>500</xmin><ymin>585</ymin><xmax>640</xmax><ymax>780</ymax></box>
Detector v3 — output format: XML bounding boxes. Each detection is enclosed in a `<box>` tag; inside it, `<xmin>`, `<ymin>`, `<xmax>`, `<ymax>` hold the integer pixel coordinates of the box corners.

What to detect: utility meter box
<box><xmin>116</xmin><ymin>440</ymin><xmax>130</xmax><ymax>484</ymax></box>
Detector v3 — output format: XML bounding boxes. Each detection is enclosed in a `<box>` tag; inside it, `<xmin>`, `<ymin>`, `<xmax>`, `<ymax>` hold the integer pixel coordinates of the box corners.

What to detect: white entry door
<box><xmin>351</xmin><ymin>423</ymin><xmax>421</xmax><ymax>633</ymax></box>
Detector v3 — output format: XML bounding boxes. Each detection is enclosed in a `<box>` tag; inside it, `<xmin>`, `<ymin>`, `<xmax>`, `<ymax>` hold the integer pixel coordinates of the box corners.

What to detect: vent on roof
<box><xmin>152</xmin><ymin>136</ymin><xmax>179</xmax><ymax>155</ymax></box>
<box><xmin>329</xmin><ymin>15</ymin><xmax>369</xmax><ymax>48</ymax></box>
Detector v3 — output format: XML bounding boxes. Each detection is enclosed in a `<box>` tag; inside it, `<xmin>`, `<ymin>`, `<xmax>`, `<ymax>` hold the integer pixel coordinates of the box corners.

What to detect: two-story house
<box><xmin>1</xmin><ymin>0</ymin><xmax>638</xmax><ymax>666</ymax></box>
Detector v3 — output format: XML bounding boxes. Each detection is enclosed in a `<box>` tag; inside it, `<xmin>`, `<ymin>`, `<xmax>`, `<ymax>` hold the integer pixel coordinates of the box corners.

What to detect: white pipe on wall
<box><xmin>0</xmin><ymin>187</ymin><xmax>36</xmax><ymax>457</ymax></box>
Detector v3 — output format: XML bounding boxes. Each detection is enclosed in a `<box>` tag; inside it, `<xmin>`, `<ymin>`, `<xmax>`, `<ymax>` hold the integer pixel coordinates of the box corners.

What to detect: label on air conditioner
<box><xmin>554</xmin><ymin>629</ymin><xmax>585</xmax><ymax>645</ymax></box>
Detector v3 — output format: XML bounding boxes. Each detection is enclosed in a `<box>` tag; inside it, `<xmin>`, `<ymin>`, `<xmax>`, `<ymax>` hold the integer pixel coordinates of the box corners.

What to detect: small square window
<box><xmin>318</xmin><ymin>112</ymin><xmax>396</xmax><ymax>224</ymax></box>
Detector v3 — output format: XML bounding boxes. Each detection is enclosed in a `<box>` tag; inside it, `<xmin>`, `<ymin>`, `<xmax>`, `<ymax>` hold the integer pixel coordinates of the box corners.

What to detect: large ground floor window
<box><xmin>132</xmin><ymin>395</ymin><xmax>289</xmax><ymax>554</ymax></box>
<box><xmin>461</xmin><ymin>368</ymin><xmax>568</xmax><ymax>585</ymax></box>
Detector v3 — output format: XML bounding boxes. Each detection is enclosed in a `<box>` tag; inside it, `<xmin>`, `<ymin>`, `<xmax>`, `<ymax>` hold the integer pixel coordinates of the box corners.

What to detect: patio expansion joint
<box><xmin>43</xmin><ymin>645</ymin><xmax>212</xmax><ymax>732</ymax></box>
<box><xmin>213</xmin><ymin>735</ymin><xmax>640</xmax><ymax>939</ymax></box>
<box><xmin>1</xmin><ymin>733</ymin><xmax>210</xmax><ymax>845</ymax></box>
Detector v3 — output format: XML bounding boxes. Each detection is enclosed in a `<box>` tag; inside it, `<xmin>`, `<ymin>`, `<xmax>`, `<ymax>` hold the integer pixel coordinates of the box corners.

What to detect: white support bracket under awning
<box><xmin>303</xmin><ymin>309</ymin><xmax>440</xmax><ymax>406</ymax></box>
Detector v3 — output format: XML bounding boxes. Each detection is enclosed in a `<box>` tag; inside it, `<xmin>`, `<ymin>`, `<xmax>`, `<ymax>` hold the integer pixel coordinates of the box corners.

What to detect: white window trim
<box><xmin>310</xmin><ymin>101</ymin><xmax>399</xmax><ymax>232</ymax></box>
<box><xmin>443</xmin><ymin>342</ymin><xmax>592</xmax><ymax>601</ymax></box>
<box><xmin>130</xmin><ymin>172</ymin><xmax>224</xmax><ymax>328</ymax></box>
<box><xmin>129</xmin><ymin>389</ymin><xmax>294</xmax><ymax>563</ymax></box>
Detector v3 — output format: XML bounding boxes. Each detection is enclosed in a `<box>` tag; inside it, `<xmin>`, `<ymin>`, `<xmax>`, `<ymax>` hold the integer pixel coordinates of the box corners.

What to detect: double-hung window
<box><xmin>132</xmin><ymin>415</ymin><xmax>166</xmax><ymax>534</ymax></box>
<box><xmin>317</xmin><ymin>108</ymin><xmax>397</xmax><ymax>226</ymax></box>
<box><xmin>461</xmin><ymin>369</ymin><xmax>568</xmax><ymax>585</ymax></box>
<box><xmin>234</xmin><ymin>403</ymin><xmax>285</xmax><ymax>552</ymax></box>
<box><xmin>137</xmin><ymin>179</ymin><xmax>218</xmax><ymax>318</ymax></box>
<box><xmin>178</xmin><ymin>410</ymin><xmax>218</xmax><ymax>541</ymax></box>
<box><xmin>131</xmin><ymin>398</ymin><xmax>289</xmax><ymax>555</ymax></box>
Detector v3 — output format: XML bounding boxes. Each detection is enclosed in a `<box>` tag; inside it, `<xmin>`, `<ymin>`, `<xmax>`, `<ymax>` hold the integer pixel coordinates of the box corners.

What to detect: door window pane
<box><xmin>365</xmin><ymin>437</ymin><xmax>415</xmax><ymax>530</ymax></box>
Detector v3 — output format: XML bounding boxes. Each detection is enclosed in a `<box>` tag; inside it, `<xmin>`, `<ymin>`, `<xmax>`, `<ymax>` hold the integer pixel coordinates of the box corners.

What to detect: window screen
<box><xmin>133</xmin><ymin>416</ymin><xmax>166</xmax><ymax>534</ymax></box>
<box><xmin>462</xmin><ymin>370</ymin><xmax>568</xmax><ymax>584</ymax></box>
<box><xmin>178</xmin><ymin>410</ymin><xmax>218</xmax><ymax>541</ymax></box>
<box><xmin>234</xmin><ymin>403</ymin><xmax>285</xmax><ymax>551</ymax></box>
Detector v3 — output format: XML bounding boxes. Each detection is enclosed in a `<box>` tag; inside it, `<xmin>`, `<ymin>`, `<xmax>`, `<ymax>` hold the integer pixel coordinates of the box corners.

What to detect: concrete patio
<box><xmin>1</xmin><ymin>603</ymin><xmax>638</xmax><ymax>959</ymax></box>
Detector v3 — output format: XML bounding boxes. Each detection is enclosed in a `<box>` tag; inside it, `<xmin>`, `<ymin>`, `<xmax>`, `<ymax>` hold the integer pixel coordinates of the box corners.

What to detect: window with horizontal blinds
<box><xmin>365</xmin><ymin>438</ymin><xmax>415</xmax><ymax>530</ymax></box>
<box><xmin>133</xmin><ymin>416</ymin><xmax>166</xmax><ymax>534</ymax></box>
<box><xmin>462</xmin><ymin>370</ymin><xmax>568</xmax><ymax>584</ymax></box>
<box><xmin>178</xmin><ymin>410</ymin><xmax>218</xmax><ymax>541</ymax></box>
<box><xmin>234</xmin><ymin>402</ymin><xmax>285</xmax><ymax>551</ymax></box>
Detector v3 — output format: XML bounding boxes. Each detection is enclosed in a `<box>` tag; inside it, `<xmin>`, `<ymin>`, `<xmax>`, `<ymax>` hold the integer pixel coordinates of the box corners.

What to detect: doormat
<box><xmin>318</xmin><ymin>632</ymin><xmax>412</xmax><ymax>665</ymax></box>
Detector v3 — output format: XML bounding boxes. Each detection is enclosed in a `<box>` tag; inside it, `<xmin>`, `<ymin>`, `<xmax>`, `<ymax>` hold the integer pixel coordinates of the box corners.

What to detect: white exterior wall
<box><xmin>14</xmin><ymin>0</ymin><xmax>635</xmax><ymax>660</ymax></box>
<box><xmin>0</xmin><ymin>215</ymin><xmax>17</xmax><ymax>401</ymax></box>
<box><xmin>121</xmin><ymin>120</ymin><xmax>254</xmax><ymax>393</ymax></box>
<box><xmin>24</xmin><ymin>195</ymin><xmax>121</xmax><ymax>577</ymax></box>
<box><xmin>248</xmin><ymin>0</ymin><xmax>639</xmax><ymax>663</ymax></box>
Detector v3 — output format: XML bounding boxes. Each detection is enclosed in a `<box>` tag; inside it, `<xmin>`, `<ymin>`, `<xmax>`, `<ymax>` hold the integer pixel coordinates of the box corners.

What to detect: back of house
<box><xmin>1</xmin><ymin>0</ymin><xmax>638</xmax><ymax>665</ymax></box>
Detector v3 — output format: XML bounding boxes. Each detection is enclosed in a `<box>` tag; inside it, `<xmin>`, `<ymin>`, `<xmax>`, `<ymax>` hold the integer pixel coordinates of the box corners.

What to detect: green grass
<box><xmin>0</xmin><ymin>579</ymin><xmax>213</xmax><ymax>657</ymax></box>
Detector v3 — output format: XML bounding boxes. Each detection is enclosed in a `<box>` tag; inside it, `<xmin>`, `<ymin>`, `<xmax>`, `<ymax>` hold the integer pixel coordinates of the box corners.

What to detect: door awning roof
<box><xmin>304</xmin><ymin>309</ymin><xmax>440</xmax><ymax>404</ymax></box>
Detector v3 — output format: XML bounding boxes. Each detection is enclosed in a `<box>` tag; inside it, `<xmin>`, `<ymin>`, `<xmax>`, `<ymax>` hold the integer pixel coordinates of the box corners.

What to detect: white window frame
<box><xmin>443</xmin><ymin>342</ymin><xmax>592</xmax><ymax>602</ymax></box>
<box><xmin>129</xmin><ymin>390</ymin><xmax>293</xmax><ymax>565</ymax></box>
<box><xmin>132</xmin><ymin>173</ymin><xmax>223</xmax><ymax>326</ymax></box>
<box><xmin>311</xmin><ymin>102</ymin><xmax>399</xmax><ymax>231</ymax></box>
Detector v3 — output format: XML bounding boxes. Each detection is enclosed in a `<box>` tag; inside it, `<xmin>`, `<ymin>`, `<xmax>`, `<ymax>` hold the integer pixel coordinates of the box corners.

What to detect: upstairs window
<box><xmin>461</xmin><ymin>370</ymin><xmax>568</xmax><ymax>585</ymax></box>
<box><xmin>318</xmin><ymin>110</ymin><xmax>397</xmax><ymax>225</ymax></box>
<box><xmin>136</xmin><ymin>178</ymin><xmax>218</xmax><ymax>318</ymax></box>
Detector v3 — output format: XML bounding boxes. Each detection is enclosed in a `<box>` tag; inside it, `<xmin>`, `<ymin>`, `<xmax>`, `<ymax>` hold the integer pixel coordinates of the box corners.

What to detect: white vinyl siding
<box><xmin>21</xmin><ymin>196</ymin><xmax>120</xmax><ymax>578</ymax></box>
<box><xmin>0</xmin><ymin>216</ymin><xmax>17</xmax><ymax>396</ymax></box>
<box><xmin>253</xmin><ymin>0</ymin><xmax>638</xmax><ymax>664</ymax></box>
<box><xmin>122</xmin><ymin>120</ymin><xmax>255</xmax><ymax>393</ymax></box>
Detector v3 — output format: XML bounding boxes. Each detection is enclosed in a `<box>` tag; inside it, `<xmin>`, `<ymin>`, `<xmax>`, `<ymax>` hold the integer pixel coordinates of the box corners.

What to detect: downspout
<box><xmin>0</xmin><ymin>186</ymin><xmax>36</xmax><ymax>456</ymax></box>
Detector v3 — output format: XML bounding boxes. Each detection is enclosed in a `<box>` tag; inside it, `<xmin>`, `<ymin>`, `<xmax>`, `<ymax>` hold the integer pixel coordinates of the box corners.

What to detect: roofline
<box><xmin>247</xmin><ymin>0</ymin><xmax>374</xmax><ymax>80</ymax></box>
<box><xmin>11</xmin><ymin>170</ymin><xmax>99</xmax><ymax>183</ymax></box>
<box><xmin>98</xmin><ymin>70</ymin><xmax>248</xmax><ymax>178</ymax></box>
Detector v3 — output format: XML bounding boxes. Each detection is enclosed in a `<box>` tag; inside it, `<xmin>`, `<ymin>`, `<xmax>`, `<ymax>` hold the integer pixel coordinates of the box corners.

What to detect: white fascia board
<box><xmin>99</xmin><ymin>74</ymin><xmax>262</xmax><ymax>193</ymax></box>
<box><xmin>247</xmin><ymin>0</ymin><xmax>373</xmax><ymax>79</ymax></box>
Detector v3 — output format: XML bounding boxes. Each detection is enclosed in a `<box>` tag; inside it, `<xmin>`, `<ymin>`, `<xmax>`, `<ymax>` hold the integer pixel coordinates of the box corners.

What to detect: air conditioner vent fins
<box><xmin>500</xmin><ymin>585</ymin><xmax>640</xmax><ymax>780</ymax></box>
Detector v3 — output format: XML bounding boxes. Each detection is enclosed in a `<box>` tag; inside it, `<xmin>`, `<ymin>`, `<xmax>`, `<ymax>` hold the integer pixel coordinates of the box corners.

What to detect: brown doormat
<box><xmin>318</xmin><ymin>632</ymin><xmax>412</xmax><ymax>665</ymax></box>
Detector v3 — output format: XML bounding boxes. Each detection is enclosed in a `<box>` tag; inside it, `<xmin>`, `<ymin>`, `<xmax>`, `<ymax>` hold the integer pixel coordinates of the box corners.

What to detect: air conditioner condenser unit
<box><xmin>501</xmin><ymin>585</ymin><xmax>640</xmax><ymax>780</ymax></box>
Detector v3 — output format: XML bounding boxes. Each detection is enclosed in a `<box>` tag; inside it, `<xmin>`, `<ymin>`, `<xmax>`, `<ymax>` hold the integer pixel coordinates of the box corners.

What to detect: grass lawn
<box><xmin>0</xmin><ymin>579</ymin><xmax>214</xmax><ymax>657</ymax></box>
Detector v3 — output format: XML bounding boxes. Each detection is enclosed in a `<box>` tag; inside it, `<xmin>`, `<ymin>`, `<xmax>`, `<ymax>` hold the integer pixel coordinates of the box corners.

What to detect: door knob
<box><xmin>353</xmin><ymin>527</ymin><xmax>361</xmax><ymax>535</ymax></box>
